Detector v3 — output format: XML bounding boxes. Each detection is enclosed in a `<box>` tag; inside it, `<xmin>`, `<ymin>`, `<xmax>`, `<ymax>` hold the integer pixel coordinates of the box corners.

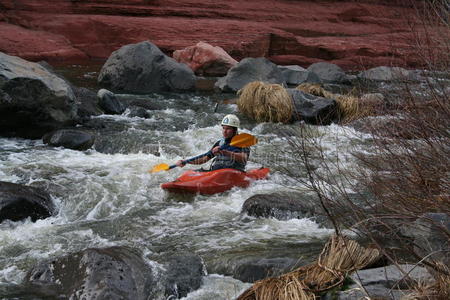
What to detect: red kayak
<box><xmin>161</xmin><ymin>168</ymin><xmax>270</xmax><ymax>194</ymax></box>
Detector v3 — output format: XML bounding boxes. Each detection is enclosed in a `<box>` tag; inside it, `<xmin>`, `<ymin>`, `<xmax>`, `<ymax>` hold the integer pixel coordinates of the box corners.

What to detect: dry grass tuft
<box><xmin>296</xmin><ymin>83</ymin><xmax>371</xmax><ymax>123</ymax></box>
<box><xmin>237</xmin><ymin>235</ymin><xmax>380</xmax><ymax>300</ymax></box>
<box><xmin>237</xmin><ymin>81</ymin><xmax>294</xmax><ymax>123</ymax></box>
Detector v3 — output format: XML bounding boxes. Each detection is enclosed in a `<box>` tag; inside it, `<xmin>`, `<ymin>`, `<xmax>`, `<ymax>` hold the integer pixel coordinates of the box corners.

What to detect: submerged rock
<box><xmin>0</xmin><ymin>181</ymin><xmax>56</xmax><ymax>223</ymax></box>
<box><xmin>98</xmin><ymin>41</ymin><xmax>195</xmax><ymax>94</ymax></box>
<box><xmin>43</xmin><ymin>129</ymin><xmax>95</xmax><ymax>150</ymax></box>
<box><xmin>0</xmin><ymin>52</ymin><xmax>78</xmax><ymax>139</ymax></box>
<box><xmin>164</xmin><ymin>253</ymin><xmax>205</xmax><ymax>299</ymax></box>
<box><xmin>25</xmin><ymin>246</ymin><xmax>162</xmax><ymax>300</ymax></box>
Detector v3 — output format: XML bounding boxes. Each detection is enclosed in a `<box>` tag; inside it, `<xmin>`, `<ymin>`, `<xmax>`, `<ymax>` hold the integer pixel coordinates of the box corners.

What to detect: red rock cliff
<box><xmin>0</xmin><ymin>0</ymin><xmax>425</xmax><ymax>69</ymax></box>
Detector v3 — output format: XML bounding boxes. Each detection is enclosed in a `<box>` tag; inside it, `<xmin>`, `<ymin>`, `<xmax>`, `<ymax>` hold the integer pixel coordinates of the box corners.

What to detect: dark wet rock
<box><xmin>43</xmin><ymin>129</ymin><xmax>95</xmax><ymax>150</ymax></box>
<box><xmin>164</xmin><ymin>253</ymin><xmax>205</xmax><ymax>299</ymax></box>
<box><xmin>0</xmin><ymin>181</ymin><xmax>55</xmax><ymax>223</ymax></box>
<box><xmin>73</xmin><ymin>86</ymin><xmax>103</xmax><ymax>120</ymax></box>
<box><xmin>287</xmin><ymin>89</ymin><xmax>337</xmax><ymax>125</ymax></box>
<box><xmin>307</xmin><ymin>62</ymin><xmax>350</xmax><ymax>84</ymax></box>
<box><xmin>98</xmin><ymin>41</ymin><xmax>195</xmax><ymax>94</ymax></box>
<box><xmin>215</xmin><ymin>57</ymin><xmax>285</xmax><ymax>93</ymax></box>
<box><xmin>234</xmin><ymin>257</ymin><xmax>298</xmax><ymax>283</ymax></box>
<box><xmin>0</xmin><ymin>52</ymin><xmax>78</xmax><ymax>139</ymax></box>
<box><xmin>25</xmin><ymin>246</ymin><xmax>162</xmax><ymax>300</ymax></box>
<box><xmin>97</xmin><ymin>88</ymin><xmax>126</xmax><ymax>115</ymax></box>
<box><xmin>279</xmin><ymin>65</ymin><xmax>321</xmax><ymax>86</ymax></box>
<box><xmin>127</xmin><ymin>106</ymin><xmax>151</xmax><ymax>118</ymax></box>
<box><xmin>401</xmin><ymin>213</ymin><xmax>450</xmax><ymax>267</ymax></box>
<box><xmin>241</xmin><ymin>192</ymin><xmax>328</xmax><ymax>224</ymax></box>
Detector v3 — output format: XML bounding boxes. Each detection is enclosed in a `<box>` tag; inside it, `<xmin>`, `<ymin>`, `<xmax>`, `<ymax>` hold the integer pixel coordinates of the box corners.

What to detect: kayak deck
<box><xmin>161</xmin><ymin>168</ymin><xmax>270</xmax><ymax>194</ymax></box>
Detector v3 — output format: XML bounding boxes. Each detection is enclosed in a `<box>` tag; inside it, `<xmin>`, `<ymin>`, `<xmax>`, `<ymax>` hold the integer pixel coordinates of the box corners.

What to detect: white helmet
<box><xmin>221</xmin><ymin>114</ymin><xmax>240</xmax><ymax>128</ymax></box>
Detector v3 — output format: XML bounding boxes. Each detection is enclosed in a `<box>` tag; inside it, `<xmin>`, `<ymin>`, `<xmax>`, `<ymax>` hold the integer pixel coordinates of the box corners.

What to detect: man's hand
<box><xmin>176</xmin><ymin>160</ymin><xmax>186</xmax><ymax>167</ymax></box>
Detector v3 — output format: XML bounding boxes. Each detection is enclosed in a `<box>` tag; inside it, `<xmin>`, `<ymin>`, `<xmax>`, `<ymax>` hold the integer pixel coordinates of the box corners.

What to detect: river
<box><xmin>0</xmin><ymin>64</ymin><xmax>372</xmax><ymax>299</ymax></box>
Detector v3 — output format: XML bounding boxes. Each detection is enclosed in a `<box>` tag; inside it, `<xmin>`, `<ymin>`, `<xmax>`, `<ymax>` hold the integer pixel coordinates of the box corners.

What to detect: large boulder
<box><xmin>0</xmin><ymin>52</ymin><xmax>78</xmax><ymax>138</ymax></box>
<box><xmin>25</xmin><ymin>247</ymin><xmax>162</xmax><ymax>300</ymax></box>
<box><xmin>98</xmin><ymin>41</ymin><xmax>195</xmax><ymax>94</ymax></box>
<box><xmin>43</xmin><ymin>129</ymin><xmax>95</xmax><ymax>151</ymax></box>
<box><xmin>173</xmin><ymin>41</ymin><xmax>238</xmax><ymax>76</ymax></box>
<box><xmin>0</xmin><ymin>181</ymin><xmax>56</xmax><ymax>223</ymax></box>
<box><xmin>278</xmin><ymin>65</ymin><xmax>321</xmax><ymax>86</ymax></box>
<box><xmin>307</xmin><ymin>62</ymin><xmax>350</xmax><ymax>84</ymax></box>
<box><xmin>287</xmin><ymin>89</ymin><xmax>337</xmax><ymax>125</ymax></box>
<box><xmin>215</xmin><ymin>57</ymin><xmax>285</xmax><ymax>93</ymax></box>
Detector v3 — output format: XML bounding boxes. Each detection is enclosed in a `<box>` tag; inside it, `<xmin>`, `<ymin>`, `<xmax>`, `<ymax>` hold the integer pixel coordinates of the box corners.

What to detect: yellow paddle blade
<box><xmin>230</xmin><ymin>133</ymin><xmax>258</xmax><ymax>147</ymax></box>
<box><xmin>150</xmin><ymin>163</ymin><xmax>170</xmax><ymax>173</ymax></box>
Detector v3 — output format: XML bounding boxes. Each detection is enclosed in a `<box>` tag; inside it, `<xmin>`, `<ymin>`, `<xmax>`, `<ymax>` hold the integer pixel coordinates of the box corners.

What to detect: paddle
<box><xmin>150</xmin><ymin>133</ymin><xmax>257</xmax><ymax>173</ymax></box>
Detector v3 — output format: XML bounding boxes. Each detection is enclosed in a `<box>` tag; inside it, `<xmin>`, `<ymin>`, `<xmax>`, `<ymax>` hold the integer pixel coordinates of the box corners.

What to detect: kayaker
<box><xmin>176</xmin><ymin>114</ymin><xmax>250</xmax><ymax>171</ymax></box>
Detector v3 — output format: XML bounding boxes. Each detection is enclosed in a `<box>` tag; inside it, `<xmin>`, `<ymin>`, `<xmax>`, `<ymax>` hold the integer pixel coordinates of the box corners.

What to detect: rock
<box><xmin>0</xmin><ymin>181</ymin><xmax>56</xmax><ymax>223</ymax></box>
<box><xmin>233</xmin><ymin>257</ymin><xmax>298</xmax><ymax>283</ymax></box>
<box><xmin>43</xmin><ymin>129</ymin><xmax>95</xmax><ymax>150</ymax></box>
<box><xmin>97</xmin><ymin>88</ymin><xmax>126</xmax><ymax>115</ymax></box>
<box><xmin>241</xmin><ymin>192</ymin><xmax>325</xmax><ymax>222</ymax></box>
<box><xmin>287</xmin><ymin>89</ymin><xmax>337</xmax><ymax>125</ymax></box>
<box><xmin>401</xmin><ymin>213</ymin><xmax>450</xmax><ymax>267</ymax></box>
<box><xmin>98</xmin><ymin>41</ymin><xmax>195</xmax><ymax>94</ymax></box>
<box><xmin>350</xmin><ymin>264</ymin><xmax>433</xmax><ymax>290</ymax></box>
<box><xmin>278</xmin><ymin>65</ymin><xmax>321</xmax><ymax>86</ymax></box>
<box><xmin>330</xmin><ymin>284</ymin><xmax>411</xmax><ymax>300</ymax></box>
<box><xmin>195</xmin><ymin>76</ymin><xmax>219</xmax><ymax>91</ymax></box>
<box><xmin>164</xmin><ymin>253</ymin><xmax>205</xmax><ymax>299</ymax></box>
<box><xmin>358</xmin><ymin>66</ymin><xmax>413</xmax><ymax>81</ymax></box>
<box><xmin>307</xmin><ymin>62</ymin><xmax>350</xmax><ymax>84</ymax></box>
<box><xmin>73</xmin><ymin>86</ymin><xmax>103</xmax><ymax>121</ymax></box>
<box><xmin>173</xmin><ymin>41</ymin><xmax>238</xmax><ymax>76</ymax></box>
<box><xmin>360</xmin><ymin>92</ymin><xmax>385</xmax><ymax>109</ymax></box>
<box><xmin>215</xmin><ymin>57</ymin><xmax>285</xmax><ymax>93</ymax></box>
<box><xmin>25</xmin><ymin>246</ymin><xmax>162</xmax><ymax>300</ymax></box>
<box><xmin>126</xmin><ymin>106</ymin><xmax>151</xmax><ymax>118</ymax></box>
<box><xmin>0</xmin><ymin>52</ymin><xmax>78</xmax><ymax>139</ymax></box>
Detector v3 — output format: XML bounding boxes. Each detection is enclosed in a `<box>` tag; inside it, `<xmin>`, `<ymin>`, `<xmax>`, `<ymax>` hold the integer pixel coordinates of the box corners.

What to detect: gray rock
<box><xmin>215</xmin><ymin>57</ymin><xmax>285</xmax><ymax>92</ymax></box>
<box><xmin>43</xmin><ymin>129</ymin><xmax>95</xmax><ymax>150</ymax></box>
<box><xmin>98</xmin><ymin>41</ymin><xmax>195</xmax><ymax>93</ymax></box>
<box><xmin>233</xmin><ymin>257</ymin><xmax>298</xmax><ymax>283</ymax></box>
<box><xmin>358</xmin><ymin>66</ymin><xmax>413</xmax><ymax>81</ymax></box>
<box><xmin>164</xmin><ymin>253</ymin><xmax>205</xmax><ymax>299</ymax></box>
<box><xmin>73</xmin><ymin>87</ymin><xmax>103</xmax><ymax>121</ymax></box>
<box><xmin>97</xmin><ymin>88</ymin><xmax>126</xmax><ymax>114</ymax></box>
<box><xmin>350</xmin><ymin>264</ymin><xmax>433</xmax><ymax>290</ymax></box>
<box><xmin>241</xmin><ymin>192</ymin><xmax>325</xmax><ymax>222</ymax></box>
<box><xmin>287</xmin><ymin>89</ymin><xmax>337</xmax><ymax>125</ymax></box>
<box><xmin>25</xmin><ymin>247</ymin><xmax>162</xmax><ymax>300</ymax></box>
<box><xmin>401</xmin><ymin>213</ymin><xmax>450</xmax><ymax>266</ymax></box>
<box><xmin>307</xmin><ymin>62</ymin><xmax>350</xmax><ymax>84</ymax></box>
<box><xmin>0</xmin><ymin>52</ymin><xmax>78</xmax><ymax>138</ymax></box>
<box><xmin>0</xmin><ymin>181</ymin><xmax>56</xmax><ymax>223</ymax></box>
<box><xmin>127</xmin><ymin>106</ymin><xmax>151</xmax><ymax>118</ymax></box>
<box><xmin>279</xmin><ymin>65</ymin><xmax>322</xmax><ymax>85</ymax></box>
<box><xmin>331</xmin><ymin>284</ymin><xmax>410</xmax><ymax>300</ymax></box>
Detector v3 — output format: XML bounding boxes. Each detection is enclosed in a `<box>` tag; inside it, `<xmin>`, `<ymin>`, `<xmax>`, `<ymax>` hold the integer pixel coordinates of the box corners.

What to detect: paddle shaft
<box><xmin>167</xmin><ymin>144</ymin><xmax>240</xmax><ymax>170</ymax></box>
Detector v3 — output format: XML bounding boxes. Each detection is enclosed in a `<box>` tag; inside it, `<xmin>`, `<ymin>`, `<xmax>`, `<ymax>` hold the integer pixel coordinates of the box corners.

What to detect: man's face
<box><xmin>222</xmin><ymin>125</ymin><xmax>236</xmax><ymax>139</ymax></box>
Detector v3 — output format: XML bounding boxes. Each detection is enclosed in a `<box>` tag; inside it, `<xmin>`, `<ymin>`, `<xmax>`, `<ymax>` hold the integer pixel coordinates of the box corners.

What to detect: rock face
<box><xmin>0</xmin><ymin>1</ymin><xmax>429</xmax><ymax>69</ymax></box>
<box><xmin>25</xmin><ymin>247</ymin><xmax>161</xmax><ymax>300</ymax></box>
<box><xmin>0</xmin><ymin>52</ymin><xmax>78</xmax><ymax>138</ymax></box>
<box><xmin>98</xmin><ymin>41</ymin><xmax>195</xmax><ymax>93</ymax></box>
<box><xmin>0</xmin><ymin>181</ymin><xmax>56</xmax><ymax>223</ymax></box>
<box><xmin>173</xmin><ymin>42</ymin><xmax>238</xmax><ymax>76</ymax></box>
